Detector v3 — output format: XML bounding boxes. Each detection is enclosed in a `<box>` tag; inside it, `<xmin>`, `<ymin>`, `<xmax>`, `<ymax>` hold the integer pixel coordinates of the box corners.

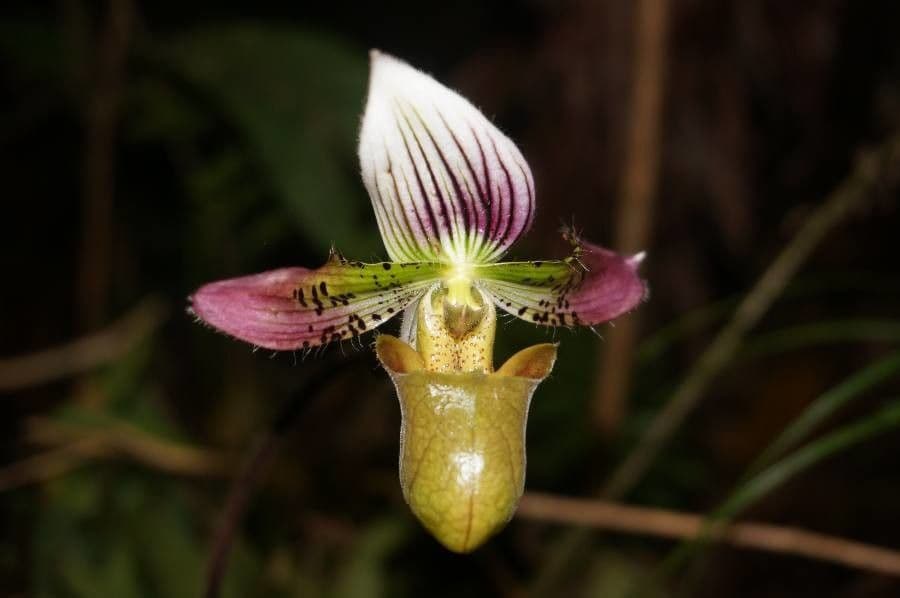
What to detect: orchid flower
<box><xmin>190</xmin><ymin>51</ymin><xmax>646</xmax><ymax>552</ymax></box>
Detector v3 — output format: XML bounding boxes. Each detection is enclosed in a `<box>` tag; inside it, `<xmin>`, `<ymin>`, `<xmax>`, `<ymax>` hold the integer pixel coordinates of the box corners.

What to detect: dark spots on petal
<box><xmin>319</xmin><ymin>281</ymin><xmax>329</xmax><ymax>296</ymax></box>
<box><xmin>533</xmin><ymin>261</ymin><xmax>543</xmax><ymax>268</ymax></box>
<box><xmin>387</xmin><ymin>307</ymin><xmax>395</xmax><ymax>314</ymax></box>
<box><xmin>308</xmin><ymin>324</ymin><xmax>313</xmax><ymax>332</ymax></box>
<box><xmin>302</xmin><ymin>341</ymin><xmax>310</xmax><ymax>348</ymax></box>
<box><xmin>517</xmin><ymin>306</ymin><xmax>527</xmax><ymax>316</ymax></box>
<box><xmin>382</xmin><ymin>263</ymin><xmax>392</xmax><ymax>270</ymax></box>
<box><xmin>298</xmin><ymin>289</ymin><xmax>308</xmax><ymax>308</ymax></box>
<box><xmin>371</xmin><ymin>313</ymin><xmax>382</xmax><ymax>322</ymax></box>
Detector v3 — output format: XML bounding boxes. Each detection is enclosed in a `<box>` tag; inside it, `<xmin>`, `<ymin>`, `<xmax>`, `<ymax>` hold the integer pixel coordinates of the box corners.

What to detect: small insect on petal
<box><xmin>476</xmin><ymin>241</ymin><xmax>648</xmax><ymax>328</ymax></box>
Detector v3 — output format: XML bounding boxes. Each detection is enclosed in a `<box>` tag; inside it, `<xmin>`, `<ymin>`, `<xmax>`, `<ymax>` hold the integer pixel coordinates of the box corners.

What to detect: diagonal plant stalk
<box><xmin>637</xmin><ymin>272</ymin><xmax>900</xmax><ymax>367</ymax></box>
<box><xmin>649</xmin><ymin>353</ymin><xmax>900</xmax><ymax>586</ymax></box>
<box><xmin>738</xmin><ymin>319</ymin><xmax>900</xmax><ymax>361</ymax></box>
<box><xmin>652</xmin><ymin>396</ymin><xmax>900</xmax><ymax>595</ymax></box>
<box><xmin>603</xmin><ymin>138</ymin><xmax>900</xmax><ymax>499</ymax></box>
<box><xmin>0</xmin><ymin>297</ymin><xmax>167</xmax><ymax>391</ymax></box>
<box><xmin>528</xmin><ymin>134</ymin><xmax>900</xmax><ymax>596</ymax></box>
<box><xmin>203</xmin><ymin>357</ymin><xmax>364</xmax><ymax>598</ymax></box>
<box><xmin>745</xmin><ymin>351</ymin><xmax>900</xmax><ymax>475</ymax></box>
<box><xmin>520</xmin><ymin>399</ymin><xmax>900</xmax><ymax>598</ymax></box>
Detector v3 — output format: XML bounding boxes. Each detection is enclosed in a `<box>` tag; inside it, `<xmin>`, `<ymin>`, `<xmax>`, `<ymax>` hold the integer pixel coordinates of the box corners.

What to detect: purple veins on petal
<box><xmin>359</xmin><ymin>51</ymin><xmax>535</xmax><ymax>264</ymax></box>
<box><xmin>189</xmin><ymin>259</ymin><xmax>440</xmax><ymax>351</ymax></box>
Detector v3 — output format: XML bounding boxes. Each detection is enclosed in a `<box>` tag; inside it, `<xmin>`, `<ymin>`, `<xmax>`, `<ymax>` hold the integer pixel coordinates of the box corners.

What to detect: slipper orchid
<box><xmin>190</xmin><ymin>51</ymin><xmax>646</xmax><ymax>552</ymax></box>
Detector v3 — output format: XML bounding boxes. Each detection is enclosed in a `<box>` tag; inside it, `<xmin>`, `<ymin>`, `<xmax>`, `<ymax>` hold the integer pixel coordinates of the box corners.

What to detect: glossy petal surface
<box><xmin>377</xmin><ymin>336</ymin><xmax>557</xmax><ymax>553</ymax></box>
<box><xmin>190</xmin><ymin>254</ymin><xmax>440</xmax><ymax>350</ymax></box>
<box><xmin>359</xmin><ymin>52</ymin><xmax>535</xmax><ymax>264</ymax></box>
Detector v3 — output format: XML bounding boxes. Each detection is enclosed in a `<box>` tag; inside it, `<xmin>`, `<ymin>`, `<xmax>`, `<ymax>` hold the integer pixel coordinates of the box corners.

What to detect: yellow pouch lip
<box><xmin>375</xmin><ymin>334</ymin><xmax>558</xmax><ymax>552</ymax></box>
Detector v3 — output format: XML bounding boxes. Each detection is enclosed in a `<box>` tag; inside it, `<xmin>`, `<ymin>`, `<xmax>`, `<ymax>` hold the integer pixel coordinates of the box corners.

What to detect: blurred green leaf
<box><xmin>739</xmin><ymin>319</ymin><xmax>900</xmax><ymax>360</ymax></box>
<box><xmin>654</xmin><ymin>394</ymin><xmax>900</xmax><ymax>588</ymax></box>
<box><xmin>637</xmin><ymin>273</ymin><xmax>900</xmax><ymax>367</ymax></box>
<box><xmin>27</xmin><ymin>337</ymin><xmax>261</xmax><ymax>598</ymax></box>
<box><xmin>747</xmin><ymin>350</ymin><xmax>900</xmax><ymax>474</ymax></box>
<box><xmin>717</xmin><ymin>397</ymin><xmax>900</xmax><ymax>522</ymax></box>
<box><xmin>32</xmin><ymin>464</ymin><xmax>258</xmax><ymax>598</ymax></box>
<box><xmin>153</xmin><ymin>25</ymin><xmax>382</xmax><ymax>258</ymax></box>
<box><xmin>0</xmin><ymin>20</ymin><xmax>65</xmax><ymax>83</ymax></box>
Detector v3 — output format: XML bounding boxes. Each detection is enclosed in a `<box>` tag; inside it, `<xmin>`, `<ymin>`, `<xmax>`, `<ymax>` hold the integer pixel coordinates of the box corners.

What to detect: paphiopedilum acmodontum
<box><xmin>190</xmin><ymin>51</ymin><xmax>647</xmax><ymax>552</ymax></box>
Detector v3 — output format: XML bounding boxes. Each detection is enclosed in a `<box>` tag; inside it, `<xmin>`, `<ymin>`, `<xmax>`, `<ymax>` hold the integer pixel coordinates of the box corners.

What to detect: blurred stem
<box><xmin>593</xmin><ymin>0</ymin><xmax>670</xmax><ymax>433</ymax></box>
<box><xmin>0</xmin><ymin>416</ymin><xmax>228</xmax><ymax>492</ymax></box>
<box><xmin>602</xmin><ymin>137</ymin><xmax>900</xmax><ymax>499</ymax></box>
<box><xmin>205</xmin><ymin>434</ymin><xmax>282</xmax><ymax>598</ymax></box>
<box><xmin>529</xmin><ymin>134</ymin><xmax>900</xmax><ymax>596</ymax></box>
<box><xmin>204</xmin><ymin>361</ymin><xmax>354</xmax><ymax>598</ymax></box>
<box><xmin>745</xmin><ymin>351</ymin><xmax>900</xmax><ymax>475</ymax></box>
<box><xmin>0</xmin><ymin>297</ymin><xmax>167</xmax><ymax>391</ymax></box>
<box><xmin>517</xmin><ymin>492</ymin><xmax>900</xmax><ymax>577</ymax></box>
<box><xmin>74</xmin><ymin>0</ymin><xmax>134</xmax><ymax>330</ymax></box>
<box><xmin>654</xmin><ymin>397</ymin><xmax>900</xmax><ymax>592</ymax></box>
<box><xmin>0</xmin><ymin>437</ymin><xmax>108</xmax><ymax>492</ymax></box>
<box><xmin>533</xmin><ymin>2</ymin><xmax>671</xmax><ymax>593</ymax></box>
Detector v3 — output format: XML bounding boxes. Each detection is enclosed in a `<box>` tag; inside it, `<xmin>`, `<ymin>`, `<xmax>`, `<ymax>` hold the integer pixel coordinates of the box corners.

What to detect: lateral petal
<box><xmin>475</xmin><ymin>243</ymin><xmax>647</xmax><ymax>327</ymax></box>
<box><xmin>359</xmin><ymin>51</ymin><xmax>535</xmax><ymax>265</ymax></box>
<box><xmin>190</xmin><ymin>255</ymin><xmax>440</xmax><ymax>350</ymax></box>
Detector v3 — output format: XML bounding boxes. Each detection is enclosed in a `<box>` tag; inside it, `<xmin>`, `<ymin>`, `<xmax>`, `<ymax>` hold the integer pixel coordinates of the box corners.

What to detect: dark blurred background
<box><xmin>2</xmin><ymin>1</ymin><xmax>900</xmax><ymax>597</ymax></box>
